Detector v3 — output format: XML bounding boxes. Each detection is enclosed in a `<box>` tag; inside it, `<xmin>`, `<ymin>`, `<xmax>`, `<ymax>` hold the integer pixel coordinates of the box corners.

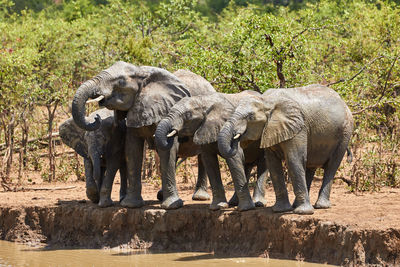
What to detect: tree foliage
<box><xmin>0</xmin><ymin>0</ymin><xmax>399</xmax><ymax>190</ymax></box>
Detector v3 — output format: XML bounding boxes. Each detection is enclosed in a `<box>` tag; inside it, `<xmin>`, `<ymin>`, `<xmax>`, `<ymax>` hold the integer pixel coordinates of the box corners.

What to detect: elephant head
<box><xmin>155</xmin><ymin>93</ymin><xmax>236</xmax><ymax>150</ymax></box>
<box><xmin>72</xmin><ymin>61</ymin><xmax>190</xmax><ymax>131</ymax></box>
<box><xmin>59</xmin><ymin>118</ymin><xmax>88</xmax><ymax>158</ymax></box>
<box><xmin>218</xmin><ymin>90</ymin><xmax>305</xmax><ymax>158</ymax></box>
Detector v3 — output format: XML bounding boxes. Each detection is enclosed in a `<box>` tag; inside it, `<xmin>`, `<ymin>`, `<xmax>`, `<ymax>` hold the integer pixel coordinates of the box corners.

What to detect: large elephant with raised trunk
<box><xmin>59</xmin><ymin>108</ymin><xmax>127</xmax><ymax>207</ymax></box>
<box><xmin>71</xmin><ymin>61</ymin><xmax>215</xmax><ymax>209</ymax></box>
<box><xmin>155</xmin><ymin>91</ymin><xmax>268</xmax><ymax>211</ymax></box>
<box><xmin>218</xmin><ymin>84</ymin><xmax>353</xmax><ymax>215</ymax></box>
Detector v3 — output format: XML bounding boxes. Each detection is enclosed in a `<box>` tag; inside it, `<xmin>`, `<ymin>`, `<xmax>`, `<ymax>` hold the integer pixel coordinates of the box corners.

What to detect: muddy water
<box><xmin>0</xmin><ymin>241</ymin><xmax>332</xmax><ymax>267</ymax></box>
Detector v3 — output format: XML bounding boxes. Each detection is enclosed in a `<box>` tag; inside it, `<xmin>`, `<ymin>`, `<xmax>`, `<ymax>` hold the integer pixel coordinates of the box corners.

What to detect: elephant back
<box><xmin>127</xmin><ymin>69</ymin><xmax>215</xmax><ymax>128</ymax></box>
<box><xmin>173</xmin><ymin>69</ymin><xmax>216</xmax><ymax>96</ymax></box>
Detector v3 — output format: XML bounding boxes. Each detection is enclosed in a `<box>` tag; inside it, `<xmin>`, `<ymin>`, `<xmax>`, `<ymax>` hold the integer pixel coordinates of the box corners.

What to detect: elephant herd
<box><xmin>60</xmin><ymin>61</ymin><xmax>353</xmax><ymax>215</ymax></box>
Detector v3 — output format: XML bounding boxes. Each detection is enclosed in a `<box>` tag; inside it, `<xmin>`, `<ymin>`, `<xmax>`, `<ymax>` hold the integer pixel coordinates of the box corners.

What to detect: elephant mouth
<box><xmin>98</xmin><ymin>97</ymin><xmax>106</xmax><ymax>106</ymax></box>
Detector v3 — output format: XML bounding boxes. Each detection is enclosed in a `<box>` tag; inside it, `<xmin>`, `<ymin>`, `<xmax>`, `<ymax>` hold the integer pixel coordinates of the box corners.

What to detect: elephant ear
<box><xmin>126</xmin><ymin>69</ymin><xmax>190</xmax><ymax>128</ymax></box>
<box><xmin>59</xmin><ymin>118</ymin><xmax>88</xmax><ymax>158</ymax></box>
<box><xmin>260</xmin><ymin>98</ymin><xmax>305</xmax><ymax>148</ymax></box>
<box><xmin>193</xmin><ymin>99</ymin><xmax>234</xmax><ymax>145</ymax></box>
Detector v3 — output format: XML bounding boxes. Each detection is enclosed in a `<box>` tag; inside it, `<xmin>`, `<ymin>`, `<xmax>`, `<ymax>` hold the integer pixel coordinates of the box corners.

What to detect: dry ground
<box><xmin>1</xmin><ymin>177</ymin><xmax>399</xmax><ymax>231</ymax></box>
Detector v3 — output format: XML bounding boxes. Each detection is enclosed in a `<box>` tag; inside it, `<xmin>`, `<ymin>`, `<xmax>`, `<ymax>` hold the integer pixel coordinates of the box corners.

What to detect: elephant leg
<box><xmin>285</xmin><ymin>144</ymin><xmax>314</xmax><ymax>215</ymax></box>
<box><xmin>253</xmin><ymin>158</ymin><xmax>267</xmax><ymax>207</ymax></box>
<box><xmin>119</xmin><ymin>160</ymin><xmax>127</xmax><ymax>202</ymax></box>
<box><xmin>265</xmin><ymin>149</ymin><xmax>292</xmax><ymax>213</ymax></box>
<box><xmin>157</xmin><ymin>137</ymin><xmax>183</xmax><ymax>210</ymax></box>
<box><xmin>192</xmin><ymin>155</ymin><xmax>210</xmax><ymax>201</ymax></box>
<box><xmin>201</xmin><ymin>146</ymin><xmax>228</xmax><ymax>210</ymax></box>
<box><xmin>120</xmin><ymin>132</ymin><xmax>145</xmax><ymax>208</ymax></box>
<box><xmin>98</xmin><ymin>163</ymin><xmax>118</xmax><ymax>208</ymax></box>
<box><xmin>225</xmin><ymin>148</ymin><xmax>254</xmax><ymax>212</ymax></box>
<box><xmin>315</xmin><ymin>144</ymin><xmax>348</xmax><ymax>209</ymax></box>
<box><xmin>84</xmin><ymin>158</ymin><xmax>99</xmax><ymax>203</ymax></box>
<box><xmin>228</xmin><ymin>164</ymin><xmax>251</xmax><ymax>207</ymax></box>
<box><xmin>293</xmin><ymin>168</ymin><xmax>315</xmax><ymax>209</ymax></box>
<box><xmin>306</xmin><ymin>168</ymin><xmax>316</xmax><ymax>194</ymax></box>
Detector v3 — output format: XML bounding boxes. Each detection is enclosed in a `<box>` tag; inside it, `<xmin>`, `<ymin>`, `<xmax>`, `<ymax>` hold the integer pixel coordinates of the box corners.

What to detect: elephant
<box><xmin>71</xmin><ymin>61</ymin><xmax>215</xmax><ymax>209</ymax></box>
<box><xmin>218</xmin><ymin>84</ymin><xmax>353</xmax><ymax>215</ymax></box>
<box><xmin>155</xmin><ymin>91</ymin><xmax>268</xmax><ymax>211</ymax></box>
<box><xmin>59</xmin><ymin>108</ymin><xmax>127</xmax><ymax>207</ymax></box>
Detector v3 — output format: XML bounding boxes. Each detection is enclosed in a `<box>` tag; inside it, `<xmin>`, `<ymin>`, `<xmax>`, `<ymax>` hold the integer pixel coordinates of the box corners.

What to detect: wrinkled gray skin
<box><xmin>71</xmin><ymin>61</ymin><xmax>215</xmax><ymax>209</ymax></box>
<box><xmin>218</xmin><ymin>84</ymin><xmax>353</xmax><ymax>215</ymax></box>
<box><xmin>59</xmin><ymin>108</ymin><xmax>127</xmax><ymax>207</ymax></box>
<box><xmin>155</xmin><ymin>91</ymin><xmax>268</xmax><ymax>211</ymax></box>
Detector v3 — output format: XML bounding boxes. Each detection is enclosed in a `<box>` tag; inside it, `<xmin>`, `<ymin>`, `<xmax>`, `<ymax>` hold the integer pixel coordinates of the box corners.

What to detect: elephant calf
<box><xmin>155</xmin><ymin>91</ymin><xmax>268</xmax><ymax>211</ymax></box>
<box><xmin>218</xmin><ymin>84</ymin><xmax>353</xmax><ymax>215</ymax></box>
<box><xmin>59</xmin><ymin>108</ymin><xmax>127</xmax><ymax>207</ymax></box>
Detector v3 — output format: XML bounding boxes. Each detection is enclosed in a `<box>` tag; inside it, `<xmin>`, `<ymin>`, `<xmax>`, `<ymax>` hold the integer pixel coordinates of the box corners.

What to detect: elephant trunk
<box><xmin>91</xmin><ymin>151</ymin><xmax>102</xmax><ymax>190</ymax></box>
<box><xmin>72</xmin><ymin>78</ymin><xmax>102</xmax><ymax>131</ymax></box>
<box><xmin>217</xmin><ymin>112</ymin><xmax>245</xmax><ymax>158</ymax></box>
<box><xmin>155</xmin><ymin>109</ymin><xmax>184</xmax><ymax>151</ymax></box>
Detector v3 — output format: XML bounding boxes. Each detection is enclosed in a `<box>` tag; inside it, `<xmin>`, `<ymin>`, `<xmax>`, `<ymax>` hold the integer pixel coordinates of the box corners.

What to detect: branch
<box><xmin>0</xmin><ymin>132</ymin><xmax>59</xmax><ymax>151</ymax></box>
<box><xmin>11</xmin><ymin>186</ymin><xmax>77</xmax><ymax>192</ymax></box>
<box><xmin>328</xmin><ymin>56</ymin><xmax>384</xmax><ymax>86</ymax></box>
<box><xmin>351</xmin><ymin>54</ymin><xmax>399</xmax><ymax>115</ymax></box>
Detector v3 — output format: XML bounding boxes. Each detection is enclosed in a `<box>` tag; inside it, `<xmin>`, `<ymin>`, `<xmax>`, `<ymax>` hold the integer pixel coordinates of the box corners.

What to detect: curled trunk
<box><xmin>218</xmin><ymin>112</ymin><xmax>247</xmax><ymax>158</ymax></box>
<box><xmin>217</xmin><ymin>121</ymin><xmax>239</xmax><ymax>158</ymax></box>
<box><xmin>155</xmin><ymin>119</ymin><xmax>175</xmax><ymax>151</ymax></box>
<box><xmin>72</xmin><ymin>79</ymin><xmax>102</xmax><ymax>131</ymax></box>
<box><xmin>154</xmin><ymin>110</ymin><xmax>184</xmax><ymax>151</ymax></box>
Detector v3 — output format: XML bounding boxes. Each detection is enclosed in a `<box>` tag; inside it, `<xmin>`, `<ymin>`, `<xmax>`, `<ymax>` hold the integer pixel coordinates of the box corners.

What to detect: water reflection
<box><xmin>0</xmin><ymin>240</ymin><xmax>333</xmax><ymax>267</ymax></box>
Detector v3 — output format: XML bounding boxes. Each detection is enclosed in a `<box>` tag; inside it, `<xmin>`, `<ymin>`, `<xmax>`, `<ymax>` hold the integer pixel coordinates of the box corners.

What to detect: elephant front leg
<box><xmin>120</xmin><ymin>132</ymin><xmax>145</xmax><ymax>208</ymax></box>
<box><xmin>84</xmin><ymin>158</ymin><xmax>99</xmax><ymax>203</ymax></box>
<box><xmin>201</xmin><ymin>146</ymin><xmax>228</xmax><ymax>210</ymax></box>
<box><xmin>284</xmin><ymin>146</ymin><xmax>314</xmax><ymax>215</ymax></box>
<box><xmin>191</xmin><ymin>155</ymin><xmax>211</xmax><ymax>201</ymax></box>
<box><xmin>265</xmin><ymin>149</ymin><xmax>292</xmax><ymax>213</ymax></box>
<box><xmin>225</xmin><ymin>148</ymin><xmax>254</xmax><ymax>212</ymax></box>
<box><xmin>157</xmin><ymin>137</ymin><xmax>183</xmax><ymax>210</ymax></box>
<box><xmin>98</xmin><ymin>164</ymin><xmax>119</xmax><ymax>208</ymax></box>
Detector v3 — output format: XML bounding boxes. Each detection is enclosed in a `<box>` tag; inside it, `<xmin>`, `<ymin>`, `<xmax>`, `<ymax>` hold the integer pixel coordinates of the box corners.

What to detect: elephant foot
<box><xmin>99</xmin><ymin>189</ymin><xmax>113</xmax><ymax>208</ymax></box>
<box><xmin>253</xmin><ymin>196</ymin><xmax>267</xmax><ymax>207</ymax></box>
<box><xmin>157</xmin><ymin>189</ymin><xmax>163</xmax><ymax>201</ymax></box>
<box><xmin>120</xmin><ymin>194</ymin><xmax>144</xmax><ymax>208</ymax></box>
<box><xmin>209</xmin><ymin>200</ymin><xmax>229</xmax><ymax>211</ymax></box>
<box><xmin>161</xmin><ymin>195</ymin><xmax>183</xmax><ymax>210</ymax></box>
<box><xmin>293</xmin><ymin>202</ymin><xmax>314</xmax><ymax>215</ymax></box>
<box><xmin>86</xmin><ymin>186</ymin><xmax>99</xmax><ymax>204</ymax></box>
<box><xmin>192</xmin><ymin>188</ymin><xmax>210</xmax><ymax>201</ymax></box>
<box><xmin>209</xmin><ymin>196</ymin><xmax>228</xmax><ymax>211</ymax></box>
<box><xmin>228</xmin><ymin>193</ymin><xmax>239</xmax><ymax>207</ymax></box>
<box><xmin>292</xmin><ymin>197</ymin><xmax>301</xmax><ymax>209</ymax></box>
<box><xmin>272</xmin><ymin>199</ymin><xmax>293</xmax><ymax>213</ymax></box>
<box><xmin>237</xmin><ymin>200</ymin><xmax>255</xmax><ymax>212</ymax></box>
<box><xmin>314</xmin><ymin>198</ymin><xmax>331</xmax><ymax>209</ymax></box>
<box><xmin>98</xmin><ymin>197</ymin><xmax>113</xmax><ymax>208</ymax></box>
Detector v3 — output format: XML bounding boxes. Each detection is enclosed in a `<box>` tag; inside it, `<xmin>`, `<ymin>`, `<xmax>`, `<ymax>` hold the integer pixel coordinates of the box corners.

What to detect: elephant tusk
<box><xmin>233</xmin><ymin>133</ymin><xmax>241</xmax><ymax>140</ymax></box>
<box><xmin>167</xmin><ymin>129</ymin><xmax>177</xmax><ymax>138</ymax></box>
<box><xmin>86</xmin><ymin>95</ymin><xmax>105</xmax><ymax>104</ymax></box>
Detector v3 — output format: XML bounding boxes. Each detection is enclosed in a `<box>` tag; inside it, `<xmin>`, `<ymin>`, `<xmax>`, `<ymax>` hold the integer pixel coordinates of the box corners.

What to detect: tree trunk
<box><xmin>46</xmin><ymin>101</ymin><xmax>59</xmax><ymax>182</ymax></box>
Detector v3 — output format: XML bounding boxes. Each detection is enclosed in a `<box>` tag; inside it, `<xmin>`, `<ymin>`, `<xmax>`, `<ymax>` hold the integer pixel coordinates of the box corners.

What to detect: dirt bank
<box><xmin>0</xmin><ymin>181</ymin><xmax>399</xmax><ymax>266</ymax></box>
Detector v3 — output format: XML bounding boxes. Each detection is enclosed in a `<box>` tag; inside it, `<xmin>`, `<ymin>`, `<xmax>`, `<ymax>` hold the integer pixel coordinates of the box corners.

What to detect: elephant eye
<box><xmin>184</xmin><ymin>111</ymin><xmax>192</xmax><ymax>119</ymax></box>
<box><xmin>118</xmin><ymin>79</ymin><xmax>126</xmax><ymax>88</ymax></box>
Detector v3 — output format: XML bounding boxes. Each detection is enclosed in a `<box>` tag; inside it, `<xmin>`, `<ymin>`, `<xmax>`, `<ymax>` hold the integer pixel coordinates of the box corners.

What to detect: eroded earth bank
<box><xmin>0</xmin><ymin>181</ymin><xmax>399</xmax><ymax>266</ymax></box>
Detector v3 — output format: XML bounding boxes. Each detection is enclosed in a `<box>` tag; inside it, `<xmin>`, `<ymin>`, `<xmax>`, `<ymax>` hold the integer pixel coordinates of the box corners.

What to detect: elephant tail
<box><xmin>346</xmin><ymin>147</ymin><xmax>353</xmax><ymax>163</ymax></box>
